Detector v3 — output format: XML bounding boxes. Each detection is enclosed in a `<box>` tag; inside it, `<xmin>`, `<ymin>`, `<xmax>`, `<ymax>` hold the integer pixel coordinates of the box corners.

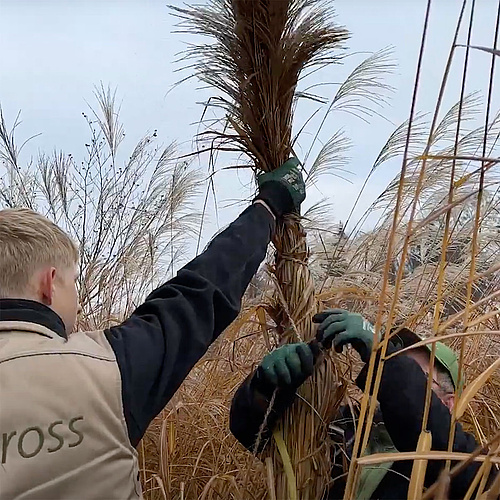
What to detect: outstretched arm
<box><xmin>105</xmin><ymin>159</ymin><xmax>306</xmax><ymax>446</ymax></box>
<box><xmin>107</xmin><ymin>203</ymin><xmax>274</xmax><ymax>446</ymax></box>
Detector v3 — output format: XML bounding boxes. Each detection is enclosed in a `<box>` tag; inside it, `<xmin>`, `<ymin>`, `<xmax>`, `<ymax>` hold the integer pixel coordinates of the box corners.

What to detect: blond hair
<box><xmin>0</xmin><ymin>208</ymin><xmax>79</xmax><ymax>298</ymax></box>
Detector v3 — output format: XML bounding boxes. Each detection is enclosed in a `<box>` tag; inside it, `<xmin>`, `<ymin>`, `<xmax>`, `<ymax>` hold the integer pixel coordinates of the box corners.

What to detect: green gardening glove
<box><xmin>255</xmin><ymin>158</ymin><xmax>306</xmax><ymax>218</ymax></box>
<box><xmin>255</xmin><ymin>342</ymin><xmax>317</xmax><ymax>395</ymax></box>
<box><xmin>313</xmin><ymin>309</ymin><xmax>378</xmax><ymax>363</ymax></box>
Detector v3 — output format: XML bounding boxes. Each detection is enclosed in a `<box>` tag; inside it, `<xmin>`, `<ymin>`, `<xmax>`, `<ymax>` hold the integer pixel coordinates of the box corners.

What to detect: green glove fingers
<box><xmin>257</xmin><ymin>342</ymin><xmax>315</xmax><ymax>392</ymax></box>
<box><xmin>313</xmin><ymin>309</ymin><xmax>377</xmax><ymax>363</ymax></box>
<box><xmin>313</xmin><ymin>309</ymin><xmax>348</xmax><ymax>349</ymax></box>
<box><xmin>276</xmin><ymin>158</ymin><xmax>306</xmax><ymax>208</ymax></box>
<box><xmin>296</xmin><ymin>343</ymin><xmax>314</xmax><ymax>377</ymax></box>
<box><xmin>260</xmin><ymin>354</ymin><xmax>280</xmax><ymax>387</ymax></box>
<box><xmin>274</xmin><ymin>358</ymin><xmax>293</xmax><ymax>386</ymax></box>
<box><xmin>296</xmin><ymin>345</ymin><xmax>315</xmax><ymax>384</ymax></box>
<box><xmin>332</xmin><ymin>331</ymin><xmax>353</xmax><ymax>352</ymax></box>
<box><xmin>257</xmin><ymin>158</ymin><xmax>306</xmax><ymax>215</ymax></box>
<box><xmin>321</xmin><ymin>321</ymin><xmax>348</xmax><ymax>349</ymax></box>
<box><xmin>332</xmin><ymin>331</ymin><xmax>360</xmax><ymax>351</ymax></box>
<box><xmin>312</xmin><ymin>308</ymin><xmax>347</xmax><ymax>325</ymax></box>
<box><xmin>284</xmin><ymin>349</ymin><xmax>302</xmax><ymax>384</ymax></box>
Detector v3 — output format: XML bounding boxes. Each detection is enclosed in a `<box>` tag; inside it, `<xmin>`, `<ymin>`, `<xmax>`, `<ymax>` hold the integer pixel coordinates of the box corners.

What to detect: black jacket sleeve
<box><xmin>105</xmin><ymin>203</ymin><xmax>275</xmax><ymax>446</ymax></box>
<box><xmin>357</xmin><ymin>354</ymin><xmax>486</xmax><ymax>499</ymax></box>
<box><xmin>229</xmin><ymin>370</ymin><xmax>298</xmax><ymax>453</ymax></box>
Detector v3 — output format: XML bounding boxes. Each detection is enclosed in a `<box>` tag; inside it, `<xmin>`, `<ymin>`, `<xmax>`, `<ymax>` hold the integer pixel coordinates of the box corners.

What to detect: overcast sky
<box><xmin>1</xmin><ymin>0</ymin><xmax>498</xmax><ymax>251</ymax></box>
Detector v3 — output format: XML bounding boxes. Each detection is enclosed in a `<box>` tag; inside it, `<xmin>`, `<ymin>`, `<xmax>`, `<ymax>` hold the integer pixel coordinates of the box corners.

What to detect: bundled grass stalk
<box><xmin>172</xmin><ymin>1</ymin><xmax>348</xmax><ymax>497</ymax></box>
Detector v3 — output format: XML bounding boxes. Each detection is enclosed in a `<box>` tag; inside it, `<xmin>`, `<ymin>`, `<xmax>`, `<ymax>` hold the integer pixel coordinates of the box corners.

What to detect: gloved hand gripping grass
<box><xmin>256</xmin><ymin>158</ymin><xmax>306</xmax><ymax>217</ymax></box>
<box><xmin>313</xmin><ymin>309</ymin><xmax>378</xmax><ymax>363</ymax></box>
<box><xmin>255</xmin><ymin>310</ymin><xmax>378</xmax><ymax>402</ymax></box>
<box><xmin>251</xmin><ymin>341</ymin><xmax>320</xmax><ymax>456</ymax></box>
<box><xmin>255</xmin><ymin>342</ymin><xmax>319</xmax><ymax>394</ymax></box>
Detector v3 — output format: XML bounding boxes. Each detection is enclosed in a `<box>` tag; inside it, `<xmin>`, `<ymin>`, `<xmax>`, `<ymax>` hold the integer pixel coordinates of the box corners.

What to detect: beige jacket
<box><xmin>0</xmin><ymin>321</ymin><xmax>142</xmax><ymax>500</ymax></box>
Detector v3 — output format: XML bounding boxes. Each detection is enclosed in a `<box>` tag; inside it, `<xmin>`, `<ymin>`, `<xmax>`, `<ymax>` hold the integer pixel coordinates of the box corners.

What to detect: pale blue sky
<box><xmin>0</xmin><ymin>0</ymin><xmax>498</xmax><ymax>250</ymax></box>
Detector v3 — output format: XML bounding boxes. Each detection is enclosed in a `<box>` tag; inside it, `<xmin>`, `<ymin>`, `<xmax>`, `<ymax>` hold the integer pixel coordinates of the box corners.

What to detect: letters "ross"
<box><xmin>1</xmin><ymin>416</ymin><xmax>84</xmax><ymax>464</ymax></box>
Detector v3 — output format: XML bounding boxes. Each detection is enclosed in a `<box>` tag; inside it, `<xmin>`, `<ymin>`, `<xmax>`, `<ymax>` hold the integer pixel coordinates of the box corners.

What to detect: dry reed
<box><xmin>143</xmin><ymin>0</ymin><xmax>499</xmax><ymax>498</ymax></box>
<box><xmin>2</xmin><ymin>1</ymin><xmax>499</xmax><ymax>498</ymax></box>
<box><xmin>0</xmin><ymin>86</ymin><xmax>202</xmax><ymax>328</ymax></box>
<box><xmin>171</xmin><ymin>1</ymin><xmax>353</xmax><ymax>498</ymax></box>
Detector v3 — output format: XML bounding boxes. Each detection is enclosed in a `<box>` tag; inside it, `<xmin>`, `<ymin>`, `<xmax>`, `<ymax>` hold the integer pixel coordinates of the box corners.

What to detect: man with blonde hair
<box><xmin>0</xmin><ymin>160</ymin><xmax>305</xmax><ymax>499</ymax></box>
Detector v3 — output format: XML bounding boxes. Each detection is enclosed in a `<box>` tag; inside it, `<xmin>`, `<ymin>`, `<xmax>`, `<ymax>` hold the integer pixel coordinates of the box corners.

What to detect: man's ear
<box><xmin>39</xmin><ymin>267</ymin><xmax>57</xmax><ymax>306</ymax></box>
<box><xmin>441</xmin><ymin>393</ymin><xmax>455</xmax><ymax>412</ymax></box>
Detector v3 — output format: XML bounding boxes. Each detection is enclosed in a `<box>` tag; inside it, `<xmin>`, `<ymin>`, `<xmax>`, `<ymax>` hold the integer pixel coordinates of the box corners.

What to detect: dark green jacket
<box><xmin>230</xmin><ymin>351</ymin><xmax>494</xmax><ymax>499</ymax></box>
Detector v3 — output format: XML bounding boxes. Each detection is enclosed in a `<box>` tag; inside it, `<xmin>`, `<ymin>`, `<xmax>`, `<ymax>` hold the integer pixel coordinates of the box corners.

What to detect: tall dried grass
<box><xmin>140</xmin><ymin>1</ymin><xmax>499</xmax><ymax>499</ymax></box>
<box><xmin>2</xmin><ymin>1</ymin><xmax>498</xmax><ymax>498</ymax></box>
<box><xmin>0</xmin><ymin>86</ymin><xmax>202</xmax><ymax>328</ymax></box>
<box><xmin>170</xmin><ymin>1</ymin><xmax>399</xmax><ymax>498</ymax></box>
